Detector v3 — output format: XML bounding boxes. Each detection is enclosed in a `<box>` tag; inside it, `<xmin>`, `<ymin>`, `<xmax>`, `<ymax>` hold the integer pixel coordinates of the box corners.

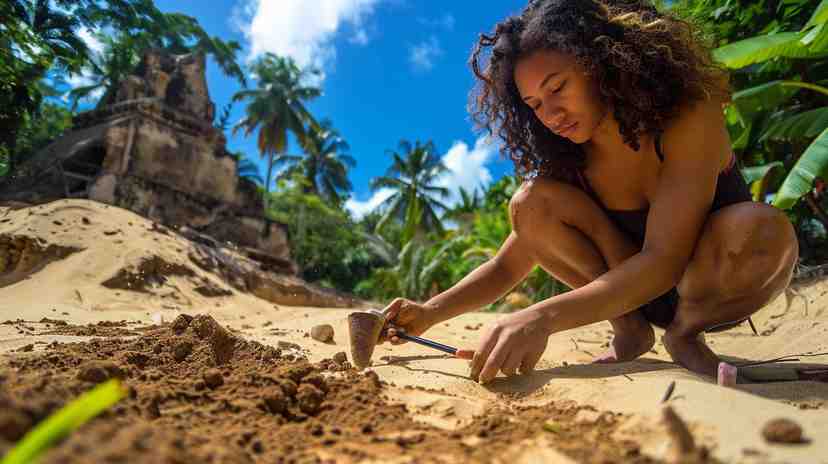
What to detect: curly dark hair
<box><xmin>469</xmin><ymin>0</ymin><xmax>731</xmax><ymax>181</ymax></box>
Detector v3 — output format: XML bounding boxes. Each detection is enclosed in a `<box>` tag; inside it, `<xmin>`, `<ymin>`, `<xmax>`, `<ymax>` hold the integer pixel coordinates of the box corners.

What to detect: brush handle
<box><xmin>395</xmin><ymin>331</ymin><xmax>458</xmax><ymax>355</ymax></box>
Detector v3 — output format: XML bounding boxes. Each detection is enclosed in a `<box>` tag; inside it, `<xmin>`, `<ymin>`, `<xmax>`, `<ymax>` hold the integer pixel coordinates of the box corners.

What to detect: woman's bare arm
<box><xmin>423</xmin><ymin>231</ymin><xmax>535</xmax><ymax>325</ymax></box>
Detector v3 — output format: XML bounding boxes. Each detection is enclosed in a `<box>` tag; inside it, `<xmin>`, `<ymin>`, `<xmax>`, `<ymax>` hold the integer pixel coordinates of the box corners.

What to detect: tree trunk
<box><xmin>260</xmin><ymin>153</ymin><xmax>275</xmax><ymax>238</ymax></box>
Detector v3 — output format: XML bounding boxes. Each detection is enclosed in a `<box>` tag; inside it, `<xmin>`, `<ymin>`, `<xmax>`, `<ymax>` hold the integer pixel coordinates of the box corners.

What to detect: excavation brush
<box><xmin>347</xmin><ymin>309</ymin><xmax>473</xmax><ymax>369</ymax></box>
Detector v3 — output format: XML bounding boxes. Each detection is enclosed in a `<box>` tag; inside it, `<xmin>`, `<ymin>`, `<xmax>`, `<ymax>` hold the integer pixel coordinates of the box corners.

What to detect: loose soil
<box><xmin>0</xmin><ymin>315</ymin><xmax>674</xmax><ymax>463</ymax></box>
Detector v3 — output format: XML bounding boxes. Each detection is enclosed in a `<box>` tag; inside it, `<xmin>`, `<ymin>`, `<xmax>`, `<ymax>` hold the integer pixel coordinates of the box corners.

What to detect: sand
<box><xmin>1</xmin><ymin>199</ymin><xmax>827</xmax><ymax>463</ymax></box>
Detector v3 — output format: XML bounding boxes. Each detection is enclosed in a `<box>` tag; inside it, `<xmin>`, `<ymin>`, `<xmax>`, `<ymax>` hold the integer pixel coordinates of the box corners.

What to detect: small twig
<box><xmin>623</xmin><ymin>374</ymin><xmax>634</xmax><ymax>381</ymax></box>
<box><xmin>74</xmin><ymin>290</ymin><xmax>83</xmax><ymax>304</ymax></box>
<box><xmin>736</xmin><ymin>351</ymin><xmax>828</xmax><ymax>368</ymax></box>
<box><xmin>747</xmin><ymin>317</ymin><xmax>758</xmax><ymax>336</ymax></box>
<box><xmin>575</xmin><ymin>338</ymin><xmax>604</xmax><ymax>344</ymax></box>
<box><xmin>570</xmin><ymin>338</ymin><xmax>579</xmax><ymax>351</ymax></box>
<box><xmin>661</xmin><ymin>380</ymin><xmax>676</xmax><ymax>403</ymax></box>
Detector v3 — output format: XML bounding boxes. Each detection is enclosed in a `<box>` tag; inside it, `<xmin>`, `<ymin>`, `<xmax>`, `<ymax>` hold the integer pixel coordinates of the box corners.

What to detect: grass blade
<box><xmin>1</xmin><ymin>379</ymin><xmax>126</xmax><ymax>464</ymax></box>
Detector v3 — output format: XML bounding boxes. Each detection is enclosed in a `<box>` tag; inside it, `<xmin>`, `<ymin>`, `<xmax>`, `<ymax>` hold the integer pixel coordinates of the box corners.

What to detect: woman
<box><xmin>381</xmin><ymin>0</ymin><xmax>798</xmax><ymax>384</ymax></box>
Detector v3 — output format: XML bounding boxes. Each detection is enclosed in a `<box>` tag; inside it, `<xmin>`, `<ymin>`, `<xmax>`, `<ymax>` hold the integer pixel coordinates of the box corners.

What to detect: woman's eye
<box><xmin>552</xmin><ymin>81</ymin><xmax>566</xmax><ymax>93</ymax></box>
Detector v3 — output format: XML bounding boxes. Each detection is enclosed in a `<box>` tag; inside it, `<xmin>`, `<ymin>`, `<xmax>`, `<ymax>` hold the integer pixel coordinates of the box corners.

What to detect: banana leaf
<box><xmin>760</xmin><ymin>107</ymin><xmax>828</xmax><ymax>142</ymax></box>
<box><xmin>714</xmin><ymin>31</ymin><xmax>828</xmax><ymax>69</ymax></box>
<box><xmin>773</xmin><ymin>128</ymin><xmax>828</xmax><ymax>209</ymax></box>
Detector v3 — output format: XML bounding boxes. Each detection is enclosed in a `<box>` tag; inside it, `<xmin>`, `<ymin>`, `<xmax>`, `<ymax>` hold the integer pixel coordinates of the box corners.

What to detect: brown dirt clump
<box><xmin>0</xmin><ymin>314</ymin><xmax>672</xmax><ymax>463</ymax></box>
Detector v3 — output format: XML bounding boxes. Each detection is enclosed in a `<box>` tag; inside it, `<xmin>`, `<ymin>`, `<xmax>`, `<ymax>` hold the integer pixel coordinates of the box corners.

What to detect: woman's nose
<box><xmin>542</xmin><ymin>107</ymin><xmax>565</xmax><ymax>128</ymax></box>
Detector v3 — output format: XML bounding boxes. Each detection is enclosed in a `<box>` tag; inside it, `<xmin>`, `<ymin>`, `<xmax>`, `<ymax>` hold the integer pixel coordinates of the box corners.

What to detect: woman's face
<box><xmin>514</xmin><ymin>49</ymin><xmax>607</xmax><ymax>144</ymax></box>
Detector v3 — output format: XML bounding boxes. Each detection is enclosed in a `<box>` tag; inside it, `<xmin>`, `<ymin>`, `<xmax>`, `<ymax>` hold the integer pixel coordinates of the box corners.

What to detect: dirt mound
<box><xmin>0</xmin><ymin>316</ymin><xmax>663</xmax><ymax>463</ymax></box>
<box><xmin>0</xmin><ymin>234</ymin><xmax>81</xmax><ymax>287</ymax></box>
<box><xmin>0</xmin><ymin>199</ymin><xmax>367</xmax><ymax>312</ymax></box>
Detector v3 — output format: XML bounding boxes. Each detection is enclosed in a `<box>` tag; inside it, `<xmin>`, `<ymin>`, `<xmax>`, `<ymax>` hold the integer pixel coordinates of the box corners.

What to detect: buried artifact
<box><xmin>347</xmin><ymin>309</ymin><xmax>473</xmax><ymax>369</ymax></box>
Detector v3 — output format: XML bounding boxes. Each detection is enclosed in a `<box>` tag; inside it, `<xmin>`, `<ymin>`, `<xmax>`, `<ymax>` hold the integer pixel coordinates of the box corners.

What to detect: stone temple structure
<box><xmin>0</xmin><ymin>49</ymin><xmax>294</xmax><ymax>273</ymax></box>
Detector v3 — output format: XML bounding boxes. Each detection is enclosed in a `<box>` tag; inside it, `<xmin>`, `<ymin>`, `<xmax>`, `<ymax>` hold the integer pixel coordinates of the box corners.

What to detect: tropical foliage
<box><xmin>675</xmin><ymin>0</ymin><xmax>828</xmax><ymax>263</ymax></box>
<box><xmin>232</xmin><ymin>54</ymin><xmax>321</xmax><ymax>203</ymax></box>
<box><xmin>370</xmin><ymin>140</ymin><xmax>451</xmax><ymax>242</ymax></box>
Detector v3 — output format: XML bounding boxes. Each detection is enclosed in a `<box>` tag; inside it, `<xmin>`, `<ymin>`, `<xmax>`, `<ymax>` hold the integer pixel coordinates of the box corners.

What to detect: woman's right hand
<box><xmin>379</xmin><ymin>298</ymin><xmax>439</xmax><ymax>345</ymax></box>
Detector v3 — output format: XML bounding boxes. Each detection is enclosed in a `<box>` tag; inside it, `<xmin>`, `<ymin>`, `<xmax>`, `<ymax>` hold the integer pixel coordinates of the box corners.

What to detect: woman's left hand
<box><xmin>470</xmin><ymin>307</ymin><xmax>552</xmax><ymax>384</ymax></box>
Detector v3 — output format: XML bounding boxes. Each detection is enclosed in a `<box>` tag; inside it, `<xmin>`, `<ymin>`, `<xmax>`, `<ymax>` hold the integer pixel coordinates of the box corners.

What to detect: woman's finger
<box><xmin>382</xmin><ymin>298</ymin><xmax>404</xmax><ymax>321</ymax></box>
<box><xmin>478</xmin><ymin>338</ymin><xmax>510</xmax><ymax>384</ymax></box>
<box><xmin>519</xmin><ymin>348</ymin><xmax>544</xmax><ymax>375</ymax></box>
<box><xmin>469</xmin><ymin>328</ymin><xmax>500</xmax><ymax>382</ymax></box>
<box><xmin>500</xmin><ymin>348</ymin><xmax>524</xmax><ymax>377</ymax></box>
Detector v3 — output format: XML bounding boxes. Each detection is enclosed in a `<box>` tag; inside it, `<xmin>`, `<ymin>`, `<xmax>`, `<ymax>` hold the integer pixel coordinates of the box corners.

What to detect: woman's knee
<box><xmin>508</xmin><ymin>178</ymin><xmax>594</xmax><ymax>235</ymax></box>
<box><xmin>681</xmin><ymin>202</ymin><xmax>798</xmax><ymax>301</ymax></box>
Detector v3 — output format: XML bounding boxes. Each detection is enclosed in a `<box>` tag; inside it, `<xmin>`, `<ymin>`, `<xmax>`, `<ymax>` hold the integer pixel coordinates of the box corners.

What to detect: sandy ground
<box><xmin>1</xmin><ymin>199</ymin><xmax>827</xmax><ymax>463</ymax></box>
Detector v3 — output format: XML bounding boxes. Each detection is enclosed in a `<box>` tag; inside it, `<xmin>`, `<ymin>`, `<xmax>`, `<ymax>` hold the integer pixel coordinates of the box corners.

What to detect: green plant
<box><xmin>1</xmin><ymin>379</ymin><xmax>126</xmax><ymax>464</ymax></box>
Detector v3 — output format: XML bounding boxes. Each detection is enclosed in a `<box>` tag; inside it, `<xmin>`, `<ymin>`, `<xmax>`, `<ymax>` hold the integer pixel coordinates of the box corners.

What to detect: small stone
<box><xmin>296</xmin><ymin>383</ymin><xmax>325</xmax><ymax>415</ymax></box>
<box><xmin>332</xmin><ymin>352</ymin><xmax>348</xmax><ymax>364</ymax></box>
<box><xmin>77</xmin><ymin>361</ymin><xmax>124</xmax><ymax>383</ymax></box>
<box><xmin>263</xmin><ymin>387</ymin><xmax>287</xmax><ymax>414</ymax></box>
<box><xmin>762</xmin><ymin>418</ymin><xmax>805</xmax><ymax>444</ymax></box>
<box><xmin>203</xmin><ymin>369</ymin><xmax>224</xmax><ymax>389</ymax></box>
<box><xmin>172</xmin><ymin>341</ymin><xmax>193</xmax><ymax>362</ymax></box>
<box><xmin>310</xmin><ymin>324</ymin><xmax>334</xmax><ymax>343</ymax></box>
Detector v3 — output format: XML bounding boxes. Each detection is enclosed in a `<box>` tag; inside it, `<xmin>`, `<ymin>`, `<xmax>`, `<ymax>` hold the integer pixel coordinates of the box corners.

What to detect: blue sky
<box><xmin>74</xmin><ymin>0</ymin><xmax>532</xmax><ymax>217</ymax></box>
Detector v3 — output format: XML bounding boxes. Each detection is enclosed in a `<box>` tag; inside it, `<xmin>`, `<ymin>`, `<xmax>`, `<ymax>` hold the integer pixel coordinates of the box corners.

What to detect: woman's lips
<box><xmin>557</xmin><ymin>121</ymin><xmax>577</xmax><ymax>136</ymax></box>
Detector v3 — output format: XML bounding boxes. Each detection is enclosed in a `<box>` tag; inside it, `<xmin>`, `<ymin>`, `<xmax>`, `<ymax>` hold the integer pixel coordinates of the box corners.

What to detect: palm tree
<box><xmin>370</xmin><ymin>140</ymin><xmax>450</xmax><ymax>242</ymax></box>
<box><xmin>68</xmin><ymin>32</ymin><xmax>140</xmax><ymax>111</ymax></box>
<box><xmin>232</xmin><ymin>53</ymin><xmax>321</xmax><ymax>205</ymax></box>
<box><xmin>228</xmin><ymin>151</ymin><xmax>264</xmax><ymax>186</ymax></box>
<box><xmin>444</xmin><ymin>186</ymin><xmax>482</xmax><ymax>228</ymax></box>
<box><xmin>2</xmin><ymin>0</ymin><xmax>89</xmax><ymax>174</ymax></box>
<box><xmin>68</xmin><ymin>10</ymin><xmax>246</xmax><ymax>111</ymax></box>
<box><xmin>275</xmin><ymin>119</ymin><xmax>355</xmax><ymax>206</ymax></box>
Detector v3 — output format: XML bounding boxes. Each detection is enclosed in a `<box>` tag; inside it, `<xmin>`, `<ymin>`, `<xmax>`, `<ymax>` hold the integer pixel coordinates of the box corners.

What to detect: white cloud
<box><xmin>234</xmin><ymin>0</ymin><xmax>380</xmax><ymax>75</ymax></box>
<box><xmin>436</xmin><ymin>136</ymin><xmax>497</xmax><ymax>205</ymax></box>
<box><xmin>346</xmin><ymin>188</ymin><xmax>395</xmax><ymax>220</ymax></box>
<box><xmin>409</xmin><ymin>36</ymin><xmax>443</xmax><ymax>71</ymax></box>
<box><xmin>345</xmin><ymin>136</ymin><xmax>497</xmax><ymax>219</ymax></box>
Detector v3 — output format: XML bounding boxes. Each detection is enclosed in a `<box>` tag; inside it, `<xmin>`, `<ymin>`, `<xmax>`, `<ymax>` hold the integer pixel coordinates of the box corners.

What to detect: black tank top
<box><xmin>576</xmin><ymin>133</ymin><xmax>753</xmax><ymax>246</ymax></box>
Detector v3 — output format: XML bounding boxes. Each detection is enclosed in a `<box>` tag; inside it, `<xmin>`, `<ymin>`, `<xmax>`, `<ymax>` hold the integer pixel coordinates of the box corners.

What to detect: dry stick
<box><xmin>570</xmin><ymin>338</ymin><xmax>579</xmax><ymax>351</ymax></box>
<box><xmin>662</xmin><ymin>405</ymin><xmax>696</xmax><ymax>463</ymax></box>
<box><xmin>737</xmin><ymin>351</ymin><xmax>828</xmax><ymax>368</ymax></box>
<box><xmin>661</xmin><ymin>380</ymin><xmax>676</xmax><ymax>403</ymax></box>
<box><xmin>623</xmin><ymin>374</ymin><xmax>634</xmax><ymax>381</ymax></box>
<box><xmin>75</xmin><ymin>290</ymin><xmax>83</xmax><ymax>304</ymax></box>
<box><xmin>747</xmin><ymin>317</ymin><xmax>758</xmax><ymax>336</ymax></box>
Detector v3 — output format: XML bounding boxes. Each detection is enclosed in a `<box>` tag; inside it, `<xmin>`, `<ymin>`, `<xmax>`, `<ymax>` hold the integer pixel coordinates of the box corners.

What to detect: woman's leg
<box><xmin>664</xmin><ymin>202</ymin><xmax>799</xmax><ymax>377</ymax></box>
<box><xmin>509</xmin><ymin>178</ymin><xmax>654</xmax><ymax>361</ymax></box>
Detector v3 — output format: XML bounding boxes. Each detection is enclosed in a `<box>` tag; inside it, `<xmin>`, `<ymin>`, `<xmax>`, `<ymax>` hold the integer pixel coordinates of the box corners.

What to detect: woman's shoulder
<box><xmin>658</xmin><ymin>96</ymin><xmax>732</xmax><ymax>168</ymax></box>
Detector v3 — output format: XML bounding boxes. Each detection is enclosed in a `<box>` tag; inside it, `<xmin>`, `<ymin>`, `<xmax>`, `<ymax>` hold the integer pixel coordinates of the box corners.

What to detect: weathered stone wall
<box><xmin>0</xmin><ymin>49</ymin><xmax>296</xmax><ymax>273</ymax></box>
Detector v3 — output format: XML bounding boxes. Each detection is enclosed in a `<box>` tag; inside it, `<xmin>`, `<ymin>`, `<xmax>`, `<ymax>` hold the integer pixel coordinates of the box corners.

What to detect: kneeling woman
<box><xmin>382</xmin><ymin>0</ymin><xmax>799</xmax><ymax>384</ymax></box>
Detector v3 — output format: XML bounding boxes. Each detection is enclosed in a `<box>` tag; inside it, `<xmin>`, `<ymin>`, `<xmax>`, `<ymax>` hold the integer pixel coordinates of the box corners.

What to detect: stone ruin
<box><xmin>0</xmin><ymin>49</ymin><xmax>294</xmax><ymax>274</ymax></box>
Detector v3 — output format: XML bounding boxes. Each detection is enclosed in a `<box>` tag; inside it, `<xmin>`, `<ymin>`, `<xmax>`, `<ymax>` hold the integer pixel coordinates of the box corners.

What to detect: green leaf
<box><xmin>742</xmin><ymin>162</ymin><xmax>785</xmax><ymax>184</ymax></box>
<box><xmin>1</xmin><ymin>379</ymin><xmax>126</xmax><ymax>464</ymax></box>
<box><xmin>760</xmin><ymin>107</ymin><xmax>828</xmax><ymax>142</ymax></box>
<box><xmin>729</xmin><ymin>81</ymin><xmax>800</xmax><ymax>122</ymax></box>
<box><xmin>802</xmin><ymin>0</ymin><xmax>828</xmax><ymax>31</ymax></box>
<box><xmin>773</xmin><ymin>128</ymin><xmax>828</xmax><ymax>209</ymax></box>
<box><xmin>713</xmin><ymin>31</ymin><xmax>827</xmax><ymax>68</ymax></box>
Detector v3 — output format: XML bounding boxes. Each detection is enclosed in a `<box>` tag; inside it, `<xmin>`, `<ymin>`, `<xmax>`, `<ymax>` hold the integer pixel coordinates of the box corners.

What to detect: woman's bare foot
<box><xmin>593</xmin><ymin>323</ymin><xmax>655</xmax><ymax>363</ymax></box>
<box><xmin>662</xmin><ymin>331</ymin><xmax>720</xmax><ymax>378</ymax></box>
